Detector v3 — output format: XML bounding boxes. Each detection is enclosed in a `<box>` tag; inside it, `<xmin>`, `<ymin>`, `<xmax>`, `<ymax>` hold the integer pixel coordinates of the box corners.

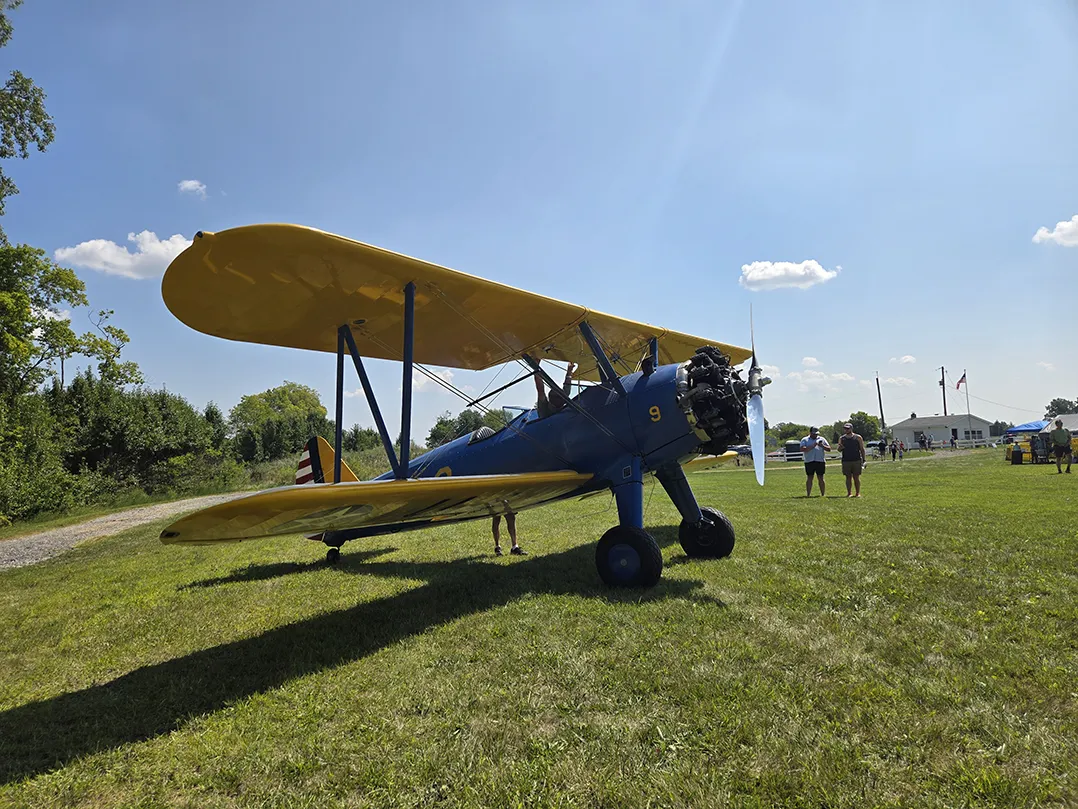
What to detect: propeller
<box><xmin>745</xmin><ymin>306</ymin><xmax>770</xmax><ymax>486</ymax></box>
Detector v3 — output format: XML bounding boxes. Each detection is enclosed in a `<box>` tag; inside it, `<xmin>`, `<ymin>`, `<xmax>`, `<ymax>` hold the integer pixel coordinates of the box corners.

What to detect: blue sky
<box><xmin>5</xmin><ymin>0</ymin><xmax>1077</xmax><ymax>438</ymax></box>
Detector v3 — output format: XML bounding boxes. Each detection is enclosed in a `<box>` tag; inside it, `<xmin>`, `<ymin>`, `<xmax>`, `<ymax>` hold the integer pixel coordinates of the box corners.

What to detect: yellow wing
<box><xmin>160</xmin><ymin>471</ymin><xmax>594</xmax><ymax>545</ymax></box>
<box><xmin>681</xmin><ymin>451</ymin><xmax>740</xmax><ymax>472</ymax></box>
<box><xmin>161</xmin><ymin>224</ymin><xmax>751</xmax><ymax>382</ymax></box>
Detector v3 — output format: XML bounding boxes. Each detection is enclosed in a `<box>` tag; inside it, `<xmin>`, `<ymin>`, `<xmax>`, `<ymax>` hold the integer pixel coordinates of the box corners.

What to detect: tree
<box><xmin>1044</xmin><ymin>398</ymin><xmax>1077</xmax><ymax>419</ymax></box>
<box><xmin>203</xmin><ymin>402</ymin><xmax>229</xmax><ymax>450</ymax></box>
<box><xmin>844</xmin><ymin>411</ymin><xmax>881</xmax><ymax>442</ymax></box>
<box><xmin>989</xmin><ymin>420</ymin><xmax>1013</xmax><ymax>437</ymax></box>
<box><xmin>426</xmin><ymin>407</ymin><xmax>504</xmax><ymax>448</ymax></box>
<box><xmin>773</xmin><ymin>422</ymin><xmax>809</xmax><ymax>442</ymax></box>
<box><xmin>229</xmin><ymin>381</ymin><xmax>331</xmax><ymax>462</ymax></box>
<box><xmin>0</xmin><ymin>246</ymin><xmax>141</xmax><ymax>404</ymax></box>
<box><xmin>0</xmin><ymin>0</ymin><xmax>56</xmax><ymax>242</ymax></box>
<box><xmin>342</xmin><ymin>424</ymin><xmax>380</xmax><ymax>452</ymax></box>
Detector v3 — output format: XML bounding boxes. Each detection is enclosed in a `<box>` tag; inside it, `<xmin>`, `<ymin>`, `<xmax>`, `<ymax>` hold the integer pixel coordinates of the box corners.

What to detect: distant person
<box><xmin>890</xmin><ymin>439</ymin><xmax>898</xmax><ymax>461</ymax></box>
<box><xmin>534</xmin><ymin>361</ymin><xmax>575</xmax><ymax>418</ymax></box>
<box><xmin>800</xmin><ymin>426</ymin><xmax>831</xmax><ymax>497</ymax></box>
<box><xmin>898</xmin><ymin>441</ymin><xmax>905</xmax><ymax>461</ymax></box>
<box><xmin>918</xmin><ymin>435</ymin><xmax>927</xmax><ymax>452</ymax></box>
<box><xmin>877</xmin><ymin>438</ymin><xmax>887</xmax><ymax>460</ymax></box>
<box><xmin>837</xmin><ymin>422</ymin><xmax>866</xmax><ymax>497</ymax></box>
<box><xmin>950</xmin><ymin>436</ymin><xmax>957</xmax><ymax>450</ymax></box>
<box><xmin>492</xmin><ymin>512</ymin><xmax>526</xmax><ymax>556</ymax></box>
<box><xmin>1050</xmin><ymin>419</ymin><xmax>1072</xmax><ymax>474</ymax></box>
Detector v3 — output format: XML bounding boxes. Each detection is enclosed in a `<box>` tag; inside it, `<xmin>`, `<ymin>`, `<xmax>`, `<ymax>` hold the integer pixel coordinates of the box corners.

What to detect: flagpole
<box><xmin>964</xmin><ymin>369</ymin><xmax>972</xmax><ymax>446</ymax></box>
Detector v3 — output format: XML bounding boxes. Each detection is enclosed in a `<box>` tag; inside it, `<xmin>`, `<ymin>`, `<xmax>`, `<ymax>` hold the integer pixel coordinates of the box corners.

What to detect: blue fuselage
<box><xmin>374</xmin><ymin>363</ymin><xmax>701</xmax><ymax>493</ymax></box>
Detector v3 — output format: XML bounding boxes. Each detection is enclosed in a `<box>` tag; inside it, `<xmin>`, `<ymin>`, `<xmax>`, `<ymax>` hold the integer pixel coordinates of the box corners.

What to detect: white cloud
<box><xmin>760</xmin><ymin>364</ymin><xmax>780</xmax><ymax>377</ymax></box>
<box><xmin>880</xmin><ymin>376</ymin><xmax>915</xmax><ymax>387</ymax></box>
<box><xmin>29</xmin><ymin>306</ymin><xmax>71</xmax><ymax>339</ymax></box>
<box><xmin>1036</xmin><ymin>361</ymin><xmax>1054</xmax><ymax>371</ymax></box>
<box><xmin>802</xmin><ymin>357</ymin><xmax>821</xmax><ymax>368</ymax></box>
<box><xmin>889</xmin><ymin>355</ymin><xmax>916</xmax><ymax>365</ymax></box>
<box><xmin>413</xmin><ymin>367</ymin><xmax>454</xmax><ymax>392</ymax></box>
<box><xmin>830</xmin><ymin>372</ymin><xmax>855</xmax><ymax>382</ymax></box>
<box><xmin>1032</xmin><ymin>215</ymin><xmax>1078</xmax><ymax>247</ymax></box>
<box><xmin>178</xmin><ymin>179</ymin><xmax>207</xmax><ymax>199</ymax></box>
<box><xmin>34</xmin><ymin>306</ymin><xmax>70</xmax><ymax>322</ymax></box>
<box><xmin>54</xmin><ymin>231</ymin><xmax>192</xmax><ymax>279</ymax></box>
<box><xmin>738</xmin><ymin>259</ymin><xmax>839</xmax><ymax>291</ymax></box>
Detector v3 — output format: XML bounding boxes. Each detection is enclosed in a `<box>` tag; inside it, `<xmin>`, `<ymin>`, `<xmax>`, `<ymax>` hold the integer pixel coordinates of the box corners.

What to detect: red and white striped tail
<box><xmin>295</xmin><ymin>445</ymin><xmax>317</xmax><ymax>484</ymax></box>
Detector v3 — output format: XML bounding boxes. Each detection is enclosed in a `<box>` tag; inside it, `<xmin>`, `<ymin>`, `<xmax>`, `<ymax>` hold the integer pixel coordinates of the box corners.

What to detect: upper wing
<box><xmin>159</xmin><ymin>471</ymin><xmax>594</xmax><ymax>545</ymax></box>
<box><xmin>161</xmin><ymin>224</ymin><xmax>751</xmax><ymax>382</ymax></box>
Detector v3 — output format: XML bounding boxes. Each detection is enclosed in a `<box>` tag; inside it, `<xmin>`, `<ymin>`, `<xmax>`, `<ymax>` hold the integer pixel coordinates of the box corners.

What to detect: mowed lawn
<box><xmin>0</xmin><ymin>451</ymin><xmax>1075</xmax><ymax>808</ymax></box>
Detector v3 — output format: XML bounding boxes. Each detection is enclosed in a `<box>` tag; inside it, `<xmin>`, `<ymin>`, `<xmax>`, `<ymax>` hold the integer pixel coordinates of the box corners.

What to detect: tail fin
<box><xmin>296</xmin><ymin>436</ymin><xmax>359</xmax><ymax>485</ymax></box>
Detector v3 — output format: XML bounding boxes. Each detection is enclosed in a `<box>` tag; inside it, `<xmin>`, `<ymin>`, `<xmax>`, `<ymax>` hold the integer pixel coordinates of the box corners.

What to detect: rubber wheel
<box><xmin>679</xmin><ymin>507</ymin><xmax>735</xmax><ymax>558</ymax></box>
<box><xmin>595</xmin><ymin>525</ymin><xmax>663</xmax><ymax>588</ymax></box>
<box><xmin>326</xmin><ymin>547</ymin><xmax>341</xmax><ymax>563</ymax></box>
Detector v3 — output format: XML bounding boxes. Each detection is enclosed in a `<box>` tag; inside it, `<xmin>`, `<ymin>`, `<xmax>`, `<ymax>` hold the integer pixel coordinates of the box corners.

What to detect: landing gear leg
<box><xmin>656</xmin><ymin>463</ymin><xmax>735</xmax><ymax>558</ymax></box>
<box><xmin>595</xmin><ymin>457</ymin><xmax>662</xmax><ymax>587</ymax></box>
<box><xmin>323</xmin><ymin>532</ymin><xmax>343</xmax><ymax>564</ymax></box>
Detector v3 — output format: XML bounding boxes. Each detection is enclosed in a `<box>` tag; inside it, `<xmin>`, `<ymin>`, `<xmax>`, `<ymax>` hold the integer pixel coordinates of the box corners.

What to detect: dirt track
<box><xmin>0</xmin><ymin>493</ymin><xmax>248</xmax><ymax>571</ymax></box>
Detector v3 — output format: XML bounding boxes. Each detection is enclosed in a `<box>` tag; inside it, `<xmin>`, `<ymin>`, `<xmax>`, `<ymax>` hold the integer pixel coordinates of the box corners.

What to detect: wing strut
<box><xmin>578</xmin><ymin>321</ymin><xmax>626</xmax><ymax>395</ymax></box>
<box><xmin>339</xmin><ymin>325</ymin><xmax>402</xmax><ymax>479</ymax></box>
<box><xmin>331</xmin><ymin>283</ymin><xmax>417</xmax><ymax>481</ymax></box>
<box><xmin>400</xmin><ymin>281</ymin><xmax>415</xmax><ymax>477</ymax></box>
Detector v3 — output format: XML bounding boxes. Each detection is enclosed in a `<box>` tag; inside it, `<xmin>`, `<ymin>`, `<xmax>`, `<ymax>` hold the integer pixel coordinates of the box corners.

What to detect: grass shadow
<box><xmin>0</xmin><ymin>539</ymin><xmax>715</xmax><ymax>784</ymax></box>
<box><xmin>179</xmin><ymin>547</ymin><xmax>399</xmax><ymax>590</ymax></box>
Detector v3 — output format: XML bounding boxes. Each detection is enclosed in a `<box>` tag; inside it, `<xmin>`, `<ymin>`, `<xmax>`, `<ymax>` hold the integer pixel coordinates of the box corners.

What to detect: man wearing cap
<box><xmin>1049</xmin><ymin>419</ymin><xmax>1072</xmax><ymax>474</ymax></box>
<box><xmin>800</xmin><ymin>426</ymin><xmax>831</xmax><ymax>497</ymax></box>
<box><xmin>837</xmin><ymin>422</ymin><xmax>866</xmax><ymax>497</ymax></box>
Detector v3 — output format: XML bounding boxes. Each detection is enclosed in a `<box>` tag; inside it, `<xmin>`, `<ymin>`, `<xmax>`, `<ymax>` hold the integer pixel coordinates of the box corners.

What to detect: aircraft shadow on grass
<box><xmin>0</xmin><ymin>526</ymin><xmax>728</xmax><ymax>784</ymax></box>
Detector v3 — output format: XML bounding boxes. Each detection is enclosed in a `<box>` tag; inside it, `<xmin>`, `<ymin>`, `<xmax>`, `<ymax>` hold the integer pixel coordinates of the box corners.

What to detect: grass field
<box><xmin>0</xmin><ymin>450</ymin><xmax>1074</xmax><ymax>807</ymax></box>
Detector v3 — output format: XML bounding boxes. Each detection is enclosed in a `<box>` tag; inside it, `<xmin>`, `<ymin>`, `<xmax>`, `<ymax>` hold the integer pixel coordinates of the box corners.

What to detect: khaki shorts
<box><xmin>842</xmin><ymin>460</ymin><xmax>863</xmax><ymax>476</ymax></box>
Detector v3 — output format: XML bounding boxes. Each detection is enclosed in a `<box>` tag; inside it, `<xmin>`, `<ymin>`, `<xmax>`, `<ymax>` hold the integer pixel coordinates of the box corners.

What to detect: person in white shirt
<box><xmin>799</xmin><ymin>426</ymin><xmax>831</xmax><ymax>497</ymax></box>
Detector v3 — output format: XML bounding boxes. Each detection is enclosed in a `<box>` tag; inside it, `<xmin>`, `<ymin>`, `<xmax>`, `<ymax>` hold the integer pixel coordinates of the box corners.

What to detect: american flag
<box><xmin>956</xmin><ymin>372</ymin><xmax>966</xmax><ymax>390</ymax></box>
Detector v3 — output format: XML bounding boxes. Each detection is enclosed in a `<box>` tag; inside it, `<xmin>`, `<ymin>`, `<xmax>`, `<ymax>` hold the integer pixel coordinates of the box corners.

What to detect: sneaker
<box><xmin>494</xmin><ymin>547</ymin><xmax>503</xmax><ymax>556</ymax></box>
<box><xmin>510</xmin><ymin>546</ymin><xmax>527</xmax><ymax>555</ymax></box>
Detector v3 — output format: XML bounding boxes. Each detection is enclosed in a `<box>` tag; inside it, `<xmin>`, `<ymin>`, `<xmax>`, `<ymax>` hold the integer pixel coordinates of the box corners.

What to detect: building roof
<box><xmin>890</xmin><ymin>414</ymin><xmax>988</xmax><ymax>430</ymax></box>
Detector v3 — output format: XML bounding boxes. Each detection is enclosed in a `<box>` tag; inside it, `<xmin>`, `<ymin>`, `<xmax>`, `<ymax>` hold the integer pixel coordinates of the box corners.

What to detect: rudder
<box><xmin>296</xmin><ymin>436</ymin><xmax>359</xmax><ymax>484</ymax></box>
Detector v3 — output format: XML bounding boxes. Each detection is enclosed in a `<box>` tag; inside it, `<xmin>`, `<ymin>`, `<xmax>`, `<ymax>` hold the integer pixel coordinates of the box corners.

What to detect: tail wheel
<box><xmin>679</xmin><ymin>507</ymin><xmax>735</xmax><ymax>558</ymax></box>
<box><xmin>326</xmin><ymin>547</ymin><xmax>341</xmax><ymax>563</ymax></box>
<box><xmin>595</xmin><ymin>526</ymin><xmax>663</xmax><ymax>587</ymax></box>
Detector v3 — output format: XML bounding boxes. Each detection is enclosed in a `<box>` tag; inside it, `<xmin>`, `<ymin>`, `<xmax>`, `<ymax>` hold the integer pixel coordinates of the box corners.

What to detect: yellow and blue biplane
<box><xmin>158</xmin><ymin>224</ymin><xmax>771</xmax><ymax>587</ymax></box>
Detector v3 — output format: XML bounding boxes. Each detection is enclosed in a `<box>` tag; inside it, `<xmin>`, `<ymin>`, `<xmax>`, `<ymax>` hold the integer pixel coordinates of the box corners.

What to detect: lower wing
<box><xmin>681</xmin><ymin>451</ymin><xmax>739</xmax><ymax>472</ymax></box>
<box><xmin>160</xmin><ymin>471</ymin><xmax>594</xmax><ymax>545</ymax></box>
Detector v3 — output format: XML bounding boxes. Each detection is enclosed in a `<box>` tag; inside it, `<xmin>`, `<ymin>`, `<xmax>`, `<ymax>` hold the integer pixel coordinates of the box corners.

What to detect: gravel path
<box><xmin>0</xmin><ymin>492</ymin><xmax>249</xmax><ymax>571</ymax></box>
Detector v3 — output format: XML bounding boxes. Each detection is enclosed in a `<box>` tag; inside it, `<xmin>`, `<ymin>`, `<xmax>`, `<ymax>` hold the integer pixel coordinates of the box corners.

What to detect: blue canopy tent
<box><xmin>1007</xmin><ymin>420</ymin><xmax>1049</xmax><ymax>434</ymax></box>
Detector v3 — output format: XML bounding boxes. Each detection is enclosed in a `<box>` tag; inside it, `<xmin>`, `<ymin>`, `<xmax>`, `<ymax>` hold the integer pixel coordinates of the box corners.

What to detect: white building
<box><xmin>890</xmin><ymin>413</ymin><xmax>995</xmax><ymax>447</ymax></box>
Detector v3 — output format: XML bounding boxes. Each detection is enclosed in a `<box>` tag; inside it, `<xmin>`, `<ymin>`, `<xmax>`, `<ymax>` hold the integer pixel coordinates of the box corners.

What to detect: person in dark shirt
<box><xmin>1049</xmin><ymin>419</ymin><xmax>1072</xmax><ymax>474</ymax></box>
<box><xmin>534</xmin><ymin>361</ymin><xmax>575</xmax><ymax>418</ymax></box>
<box><xmin>837</xmin><ymin>423</ymin><xmax>866</xmax><ymax>497</ymax></box>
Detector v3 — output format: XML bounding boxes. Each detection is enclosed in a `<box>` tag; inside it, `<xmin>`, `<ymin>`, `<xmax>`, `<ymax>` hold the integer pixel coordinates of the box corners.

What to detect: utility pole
<box><xmin>939</xmin><ymin>366</ymin><xmax>947</xmax><ymax>416</ymax></box>
<box><xmin>875</xmin><ymin>372</ymin><xmax>887</xmax><ymax>438</ymax></box>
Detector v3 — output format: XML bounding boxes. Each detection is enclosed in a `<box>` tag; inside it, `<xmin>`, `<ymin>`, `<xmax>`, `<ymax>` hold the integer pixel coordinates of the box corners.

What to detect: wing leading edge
<box><xmin>161</xmin><ymin>224</ymin><xmax>752</xmax><ymax>382</ymax></box>
<box><xmin>159</xmin><ymin>471</ymin><xmax>595</xmax><ymax>545</ymax></box>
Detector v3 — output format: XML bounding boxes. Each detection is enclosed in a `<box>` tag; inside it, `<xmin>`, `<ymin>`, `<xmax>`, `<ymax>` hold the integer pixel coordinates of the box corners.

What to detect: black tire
<box><xmin>326</xmin><ymin>547</ymin><xmax>341</xmax><ymax>563</ymax></box>
<box><xmin>679</xmin><ymin>507</ymin><xmax>735</xmax><ymax>558</ymax></box>
<box><xmin>595</xmin><ymin>525</ymin><xmax>663</xmax><ymax>588</ymax></box>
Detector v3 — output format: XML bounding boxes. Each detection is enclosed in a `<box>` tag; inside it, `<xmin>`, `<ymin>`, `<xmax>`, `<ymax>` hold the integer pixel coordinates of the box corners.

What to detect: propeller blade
<box><xmin>747</xmin><ymin>393</ymin><xmax>765</xmax><ymax>486</ymax></box>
